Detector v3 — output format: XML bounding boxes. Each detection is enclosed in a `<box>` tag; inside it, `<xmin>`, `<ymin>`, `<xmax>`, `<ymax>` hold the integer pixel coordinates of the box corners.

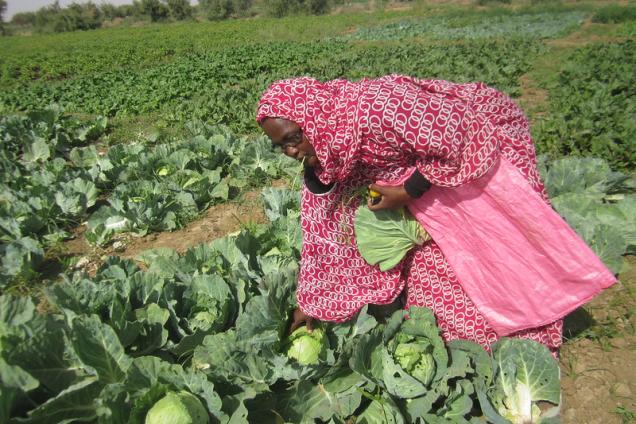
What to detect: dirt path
<box><xmin>64</xmin><ymin>189</ymin><xmax>269</xmax><ymax>274</ymax></box>
<box><xmin>560</xmin><ymin>257</ymin><xmax>636</xmax><ymax>424</ymax></box>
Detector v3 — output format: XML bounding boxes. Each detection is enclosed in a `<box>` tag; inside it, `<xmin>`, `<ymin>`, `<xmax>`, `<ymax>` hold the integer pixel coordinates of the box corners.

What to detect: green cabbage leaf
<box><xmin>354</xmin><ymin>206</ymin><xmax>430</xmax><ymax>271</ymax></box>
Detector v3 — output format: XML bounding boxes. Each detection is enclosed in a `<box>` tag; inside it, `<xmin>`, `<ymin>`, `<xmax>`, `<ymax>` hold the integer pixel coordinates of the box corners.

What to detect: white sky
<box><xmin>5</xmin><ymin>1</ymin><xmax>198</xmax><ymax>20</ymax></box>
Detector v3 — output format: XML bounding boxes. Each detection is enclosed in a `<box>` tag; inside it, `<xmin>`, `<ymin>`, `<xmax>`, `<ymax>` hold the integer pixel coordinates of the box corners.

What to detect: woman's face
<box><xmin>260</xmin><ymin>118</ymin><xmax>319</xmax><ymax>168</ymax></box>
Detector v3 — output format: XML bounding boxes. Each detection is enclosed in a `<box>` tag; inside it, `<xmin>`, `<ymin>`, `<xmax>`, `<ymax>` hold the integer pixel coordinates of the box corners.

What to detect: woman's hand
<box><xmin>367</xmin><ymin>184</ymin><xmax>413</xmax><ymax>211</ymax></box>
<box><xmin>289</xmin><ymin>307</ymin><xmax>315</xmax><ymax>334</ymax></box>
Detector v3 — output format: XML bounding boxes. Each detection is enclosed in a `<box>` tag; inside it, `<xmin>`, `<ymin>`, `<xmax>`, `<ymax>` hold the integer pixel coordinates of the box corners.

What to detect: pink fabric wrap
<box><xmin>257</xmin><ymin>75</ymin><xmax>503</xmax><ymax>187</ymax></box>
<box><xmin>407</xmin><ymin>157</ymin><xmax>617</xmax><ymax>335</ymax></box>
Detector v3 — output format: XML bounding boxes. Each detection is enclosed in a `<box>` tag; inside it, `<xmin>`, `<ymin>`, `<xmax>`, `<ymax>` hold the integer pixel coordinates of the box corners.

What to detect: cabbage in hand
<box><xmin>145</xmin><ymin>391</ymin><xmax>209</xmax><ymax>424</ymax></box>
<box><xmin>286</xmin><ymin>326</ymin><xmax>327</xmax><ymax>365</ymax></box>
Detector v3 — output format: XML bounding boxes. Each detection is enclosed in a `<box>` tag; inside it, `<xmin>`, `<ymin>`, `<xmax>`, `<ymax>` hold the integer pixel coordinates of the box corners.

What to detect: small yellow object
<box><xmin>368</xmin><ymin>189</ymin><xmax>381</xmax><ymax>198</ymax></box>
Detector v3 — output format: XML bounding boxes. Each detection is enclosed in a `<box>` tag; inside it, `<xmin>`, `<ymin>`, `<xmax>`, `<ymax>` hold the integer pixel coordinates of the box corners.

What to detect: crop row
<box><xmin>0</xmin><ymin>39</ymin><xmax>545</xmax><ymax>134</ymax></box>
<box><xmin>0</xmin><ymin>109</ymin><xmax>296</xmax><ymax>291</ymax></box>
<box><xmin>533</xmin><ymin>41</ymin><xmax>636</xmax><ymax>170</ymax></box>
<box><xmin>0</xmin><ymin>10</ymin><xmax>409</xmax><ymax>87</ymax></box>
<box><xmin>344</xmin><ymin>10</ymin><xmax>587</xmax><ymax>41</ymax></box>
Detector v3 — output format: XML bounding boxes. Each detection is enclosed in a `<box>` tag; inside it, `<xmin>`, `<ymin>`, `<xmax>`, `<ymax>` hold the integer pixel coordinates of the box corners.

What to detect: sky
<box><xmin>5</xmin><ymin>0</ymin><xmax>198</xmax><ymax>20</ymax></box>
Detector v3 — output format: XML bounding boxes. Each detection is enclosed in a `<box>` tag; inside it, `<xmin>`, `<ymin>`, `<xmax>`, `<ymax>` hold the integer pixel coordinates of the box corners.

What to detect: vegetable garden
<box><xmin>0</xmin><ymin>2</ymin><xmax>635</xmax><ymax>423</ymax></box>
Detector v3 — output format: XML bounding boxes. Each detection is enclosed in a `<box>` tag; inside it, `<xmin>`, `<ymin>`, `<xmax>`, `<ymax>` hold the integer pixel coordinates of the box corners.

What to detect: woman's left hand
<box><xmin>367</xmin><ymin>183</ymin><xmax>413</xmax><ymax>211</ymax></box>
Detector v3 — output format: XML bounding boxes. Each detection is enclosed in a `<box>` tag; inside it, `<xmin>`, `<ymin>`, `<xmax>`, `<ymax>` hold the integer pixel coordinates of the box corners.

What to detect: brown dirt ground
<box><xmin>560</xmin><ymin>257</ymin><xmax>636</xmax><ymax>424</ymax></box>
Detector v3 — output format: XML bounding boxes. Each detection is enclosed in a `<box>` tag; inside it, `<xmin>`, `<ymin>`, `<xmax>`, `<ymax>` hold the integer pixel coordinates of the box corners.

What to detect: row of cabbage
<box><xmin>0</xmin><ymin>108</ymin><xmax>295</xmax><ymax>291</ymax></box>
<box><xmin>2</xmin><ymin>153</ymin><xmax>635</xmax><ymax>423</ymax></box>
<box><xmin>343</xmin><ymin>10</ymin><xmax>587</xmax><ymax>42</ymax></box>
<box><xmin>1</xmin><ymin>185</ymin><xmax>562</xmax><ymax>424</ymax></box>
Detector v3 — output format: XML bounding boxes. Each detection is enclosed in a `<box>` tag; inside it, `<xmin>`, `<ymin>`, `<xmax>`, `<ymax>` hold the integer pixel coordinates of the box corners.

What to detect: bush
<box><xmin>475</xmin><ymin>0</ymin><xmax>511</xmax><ymax>5</ymax></box>
<box><xmin>592</xmin><ymin>5</ymin><xmax>636</xmax><ymax>24</ymax></box>
<box><xmin>11</xmin><ymin>12</ymin><xmax>37</xmax><ymax>26</ymax></box>
<box><xmin>266</xmin><ymin>0</ymin><xmax>330</xmax><ymax>18</ymax></box>
<box><xmin>140</xmin><ymin>0</ymin><xmax>170</xmax><ymax>22</ymax></box>
<box><xmin>167</xmin><ymin>0</ymin><xmax>193</xmax><ymax>20</ymax></box>
<box><xmin>200</xmin><ymin>0</ymin><xmax>233</xmax><ymax>20</ymax></box>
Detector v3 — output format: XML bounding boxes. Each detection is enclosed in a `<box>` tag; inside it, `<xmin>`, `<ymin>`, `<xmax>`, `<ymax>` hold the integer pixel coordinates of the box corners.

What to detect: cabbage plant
<box><xmin>286</xmin><ymin>326</ymin><xmax>328</xmax><ymax>365</ymax></box>
<box><xmin>351</xmin><ymin>307</ymin><xmax>448</xmax><ymax>399</ymax></box>
<box><xmin>145</xmin><ymin>391</ymin><xmax>209</xmax><ymax>424</ymax></box>
<box><xmin>479</xmin><ymin>338</ymin><xmax>561</xmax><ymax>424</ymax></box>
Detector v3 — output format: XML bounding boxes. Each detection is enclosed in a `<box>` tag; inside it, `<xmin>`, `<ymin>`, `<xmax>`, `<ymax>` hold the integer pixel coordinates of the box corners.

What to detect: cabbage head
<box><xmin>286</xmin><ymin>326</ymin><xmax>327</xmax><ymax>365</ymax></box>
<box><xmin>485</xmin><ymin>338</ymin><xmax>561</xmax><ymax>424</ymax></box>
<box><xmin>145</xmin><ymin>391</ymin><xmax>209</xmax><ymax>424</ymax></box>
<box><xmin>391</xmin><ymin>333</ymin><xmax>436</xmax><ymax>386</ymax></box>
<box><xmin>182</xmin><ymin>275</ymin><xmax>234</xmax><ymax>334</ymax></box>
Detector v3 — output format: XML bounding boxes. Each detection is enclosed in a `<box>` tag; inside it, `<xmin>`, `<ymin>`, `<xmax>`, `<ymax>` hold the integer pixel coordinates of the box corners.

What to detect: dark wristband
<box><xmin>304</xmin><ymin>165</ymin><xmax>335</xmax><ymax>194</ymax></box>
<box><xmin>404</xmin><ymin>169</ymin><xmax>432</xmax><ymax>198</ymax></box>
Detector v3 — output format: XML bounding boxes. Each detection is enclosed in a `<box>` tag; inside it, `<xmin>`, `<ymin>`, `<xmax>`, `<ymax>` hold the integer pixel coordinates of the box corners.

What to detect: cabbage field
<box><xmin>0</xmin><ymin>1</ymin><xmax>635</xmax><ymax>423</ymax></box>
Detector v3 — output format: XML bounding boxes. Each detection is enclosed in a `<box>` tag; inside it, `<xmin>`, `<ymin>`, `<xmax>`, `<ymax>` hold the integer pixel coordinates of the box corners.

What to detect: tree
<box><xmin>140</xmin><ymin>0</ymin><xmax>170</xmax><ymax>22</ymax></box>
<box><xmin>0</xmin><ymin>0</ymin><xmax>6</xmax><ymax>22</ymax></box>
<box><xmin>200</xmin><ymin>0</ymin><xmax>233</xmax><ymax>20</ymax></box>
<box><xmin>167</xmin><ymin>0</ymin><xmax>192</xmax><ymax>20</ymax></box>
<box><xmin>0</xmin><ymin>0</ymin><xmax>6</xmax><ymax>35</ymax></box>
<box><xmin>12</xmin><ymin>12</ymin><xmax>37</xmax><ymax>26</ymax></box>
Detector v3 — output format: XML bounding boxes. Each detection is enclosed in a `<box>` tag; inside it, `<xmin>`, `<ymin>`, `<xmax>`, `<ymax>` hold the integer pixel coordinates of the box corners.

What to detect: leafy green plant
<box><xmin>145</xmin><ymin>391</ymin><xmax>209</xmax><ymax>424</ymax></box>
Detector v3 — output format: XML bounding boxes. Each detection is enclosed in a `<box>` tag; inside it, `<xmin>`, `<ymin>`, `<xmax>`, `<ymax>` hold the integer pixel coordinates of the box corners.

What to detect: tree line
<box><xmin>0</xmin><ymin>0</ymin><xmax>334</xmax><ymax>34</ymax></box>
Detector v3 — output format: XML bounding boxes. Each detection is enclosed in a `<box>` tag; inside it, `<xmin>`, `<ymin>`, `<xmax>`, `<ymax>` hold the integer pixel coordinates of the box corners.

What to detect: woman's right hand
<box><xmin>289</xmin><ymin>307</ymin><xmax>315</xmax><ymax>334</ymax></box>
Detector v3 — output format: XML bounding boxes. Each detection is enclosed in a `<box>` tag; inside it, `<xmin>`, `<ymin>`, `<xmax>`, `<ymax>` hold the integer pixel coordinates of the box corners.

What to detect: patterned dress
<box><xmin>257</xmin><ymin>75</ymin><xmax>563</xmax><ymax>353</ymax></box>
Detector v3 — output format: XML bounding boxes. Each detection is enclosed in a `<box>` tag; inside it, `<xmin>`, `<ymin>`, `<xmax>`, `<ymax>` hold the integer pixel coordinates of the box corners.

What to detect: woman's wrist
<box><xmin>403</xmin><ymin>169</ymin><xmax>432</xmax><ymax>198</ymax></box>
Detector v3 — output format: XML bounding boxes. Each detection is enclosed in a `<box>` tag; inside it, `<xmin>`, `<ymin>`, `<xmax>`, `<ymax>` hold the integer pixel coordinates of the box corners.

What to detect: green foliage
<box><xmin>0</xmin><ymin>107</ymin><xmax>107</xmax><ymax>289</ymax></box>
<box><xmin>10</xmin><ymin>12</ymin><xmax>36</xmax><ymax>26</ymax></box>
<box><xmin>145</xmin><ymin>391</ymin><xmax>209</xmax><ymax>424</ymax></box>
<box><xmin>200</xmin><ymin>0</ymin><xmax>234</xmax><ymax>20</ymax></box>
<box><xmin>475</xmin><ymin>0</ymin><xmax>511</xmax><ymax>5</ymax></box>
<box><xmin>539</xmin><ymin>156</ymin><xmax>636</xmax><ymax>273</ymax></box>
<box><xmin>592</xmin><ymin>5</ymin><xmax>636</xmax><ymax>24</ymax></box>
<box><xmin>0</xmin><ymin>111</ymin><xmax>295</xmax><ymax>289</ymax></box>
<box><xmin>141</xmin><ymin>0</ymin><xmax>170</xmax><ymax>22</ymax></box>
<box><xmin>30</xmin><ymin>1</ymin><xmax>103</xmax><ymax>33</ymax></box>
<box><xmin>167</xmin><ymin>0</ymin><xmax>193</xmax><ymax>20</ymax></box>
<box><xmin>534</xmin><ymin>41</ymin><xmax>636</xmax><ymax>171</ymax></box>
<box><xmin>479</xmin><ymin>339</ymin><xmax>561</xmax><ymax>424</ymax></box>
<box><xmin>0</xmin><ymin>185</ymin><xmax>563</xmax><ymax>423</ymax></box>
<box><xmin>266</xmin><ymin>0</ymin><xmax>330</xmax><ymax>18</ymax></box>
<box><xmin>0</xmin><ymin>39</ymin><xmax>544</xmax><ymax>133</ymax></box>
<box><xmin>345</xmin><ymin>10</ymin><xmax>586</xmax><ymax>41</ymax></box>
<box><xmin>286</xmin><ymin>326</ymin><xmax>328</xmax><ymax>365</ymax></box>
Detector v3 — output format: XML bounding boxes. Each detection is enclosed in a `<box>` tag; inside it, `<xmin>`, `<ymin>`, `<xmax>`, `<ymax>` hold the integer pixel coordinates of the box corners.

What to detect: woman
<box><xmin>256</xmin><ymin>74</ymin><xmax>614</xmax><ymax>355</ymax></box>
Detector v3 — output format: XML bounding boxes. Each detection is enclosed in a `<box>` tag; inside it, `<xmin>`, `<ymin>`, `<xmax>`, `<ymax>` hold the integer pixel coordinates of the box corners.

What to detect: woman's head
<box><xmin>259</xmin><ymin>117</ymin><xmax>319</xmax><ymax>167</ymax></box>
<box><xmin>256</xmin><ymin>76</ymin><xmax>359</xmax><ymax>184</ymax></box>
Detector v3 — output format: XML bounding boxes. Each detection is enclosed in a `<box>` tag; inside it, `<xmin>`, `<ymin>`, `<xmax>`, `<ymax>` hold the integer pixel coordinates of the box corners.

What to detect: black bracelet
<box><xmin>404</xmin><ymin>169</ymin><xmax>432</xmax><ymax>198</ymax></box>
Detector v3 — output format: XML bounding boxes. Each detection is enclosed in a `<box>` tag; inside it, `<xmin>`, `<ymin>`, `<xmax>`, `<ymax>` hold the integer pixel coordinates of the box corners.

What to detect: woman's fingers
<box><xmin>367</xmin><ymin>184</ymin><xmax>411</xmax><ymax>211</ymax></box>
<box><xmin>289</xmin><ymin>308</ymin><xmax>314</xmax><ymax>334</ymax></box>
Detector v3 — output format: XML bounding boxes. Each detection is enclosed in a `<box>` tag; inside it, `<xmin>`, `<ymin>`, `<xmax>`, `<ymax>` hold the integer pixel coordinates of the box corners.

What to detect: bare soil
<box><xmin>64</xmin><ymin>189</ymin><xmax>268</xmax><ymax>275</ymax></box>
<box><xmin>560</xmin><ymin>257</ymin><xmax>636</xmax><ymax>424</ymax></box>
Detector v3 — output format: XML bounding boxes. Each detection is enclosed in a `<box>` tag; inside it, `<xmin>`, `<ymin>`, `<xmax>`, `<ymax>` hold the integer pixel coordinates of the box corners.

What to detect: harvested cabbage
<box><xmin>355</xmin><ymin>206</ymin><xmax>430</xmax><ymax>271</ymax></box>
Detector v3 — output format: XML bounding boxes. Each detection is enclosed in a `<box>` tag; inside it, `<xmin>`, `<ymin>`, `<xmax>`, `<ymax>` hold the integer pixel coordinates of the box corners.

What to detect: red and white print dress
<box><xmin>257</xmin><ymin>75</ymin><xmax>563</xmax><ymax>353</ymax></box>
